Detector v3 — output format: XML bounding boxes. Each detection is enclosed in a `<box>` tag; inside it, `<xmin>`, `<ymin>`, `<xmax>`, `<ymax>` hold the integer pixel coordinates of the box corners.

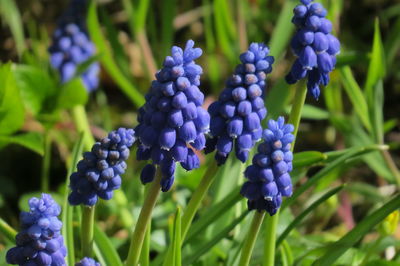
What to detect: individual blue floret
<box><xmin>6</xmin><ymin>194</ymin><xmax>67</xmax><ymax>266</ymax></box>
<box><xmin>48</xmin><ymin>0</ymin><xmax>100</xmax><ymax>92</ymax></box>
<box><xmin>285</xmin><ymin>0</ymin><xmax>340</xmax><ymax>99</ymax></box>
<box><xmin>135</xmin><ymin>40</ymin><xmax>210</xmax><ymax>191</ymax></box>
<box><xmin>68</xmin><ymin>128</ymin><xmax>135</xmax><ymax>206</ymax></box>
<box><xmin>205</xmin><ymin>43</ymin><xmax>274</xmax><ymax>165</ymax></box>
<box><xmin>76</xmin><ymin>257</ymin><xmax>101</xmax><ymax>266</ymax></box>
<box><xmin>241</xmin><ymin>117</ymin><xmax>295</xmax><ymax>215</ymax></box>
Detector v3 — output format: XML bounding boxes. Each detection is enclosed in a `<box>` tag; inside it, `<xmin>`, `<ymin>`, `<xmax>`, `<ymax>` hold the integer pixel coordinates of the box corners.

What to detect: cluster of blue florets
<box><xmin>68</xmin><ymin>128</ymin><xmax>135</xmax><ymax>206</ymax></box>
<box><xmin>205</xmin><ymin>43</ymin><xmax>274</xmax><ymax>165</ymax></box>
<box><xmin>49</xmin><ymin>0</ymin><xmax>100</xmax><ymax>92</ymax></box>
<box><xmin>241</xmin><ymin>117</ymin><xmax>295</xmax><ymax>215</ymax></box>
<box><xmin>135</xmin><ymin>40</ymin><xmax>210</xmax><ymax>192</ymax></box>
<box><xmin>6</xmin><ymin>194</ymin><xmax>67</xmax><ymax>266</ymax></box>
<box><xmin>76</xmin><ymin>257</ymin><xmax>101</xmax><ymax>266</ymax></box>
<box><xmin>285</xmin><ymin>0</ymin><xmax>340</xmax><ymax>99</ymax></box>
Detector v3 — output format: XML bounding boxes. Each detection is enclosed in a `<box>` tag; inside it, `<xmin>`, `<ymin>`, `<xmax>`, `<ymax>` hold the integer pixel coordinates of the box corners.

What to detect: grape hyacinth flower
<box><xmin>6</xmin><ymin>194</ymin><xmax>67</xmax><ymax>265</ymax></box>
<box><xmin>135</xmin><ymin>40</ymin><xmax>210</xmax><ymax>192</ymax></box>
<box><xmin>49</xmin><ymin>0</ymin><xmax>100</xmax><ymax>92</ymax></box>
<box><xmin>205</xmin><ymin>43</ymin><xmax>274</xmax><ymax>165</ymax></box>
<box><xmin>285</xmin><ymin>0</ymin><xmax>340</xmax><ymax>99</ymax></box>
<box><xmin>68</xmin><ymin>128</ymin><xmax>135</xmax><ymax>206</ymax></box>
<box><xmin>76</xmin><ymin>257</ymin><xmax>101</xmax><ymax>266</ymax></box>
<box><xmin>241</xmin><ymin>117</ymin><xmax>295</xmax><ymax>216</ymax></box>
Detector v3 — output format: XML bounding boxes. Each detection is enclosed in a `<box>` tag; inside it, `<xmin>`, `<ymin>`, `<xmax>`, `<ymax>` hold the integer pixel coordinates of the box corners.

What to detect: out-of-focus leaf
<box><xmin>13</xmin><ymin>64</ymin><xmax>57</xmax><ymax>115</ymax></box>
<box><xmin>62</xmin><ymin>132</ymin><xmax>84</xmax><ymax>266</ymax></box>
<box><xmin>161</xmin><ymin>0</ymin><xmax>177</xmax><ymax>58</ymax></box>
<box><xmin>269</xmin><ymin>0</ymin><xmax>296</xmax><ymax>59</ymax></box>
<box><xmin>384</xmin><ymin>17</ymin><xmax>400</xmax><ymax>68</ymax></box>
<box><xmin>0</xmin><ymin>0</ymin><xmax>25</xmax><ymax>56</ymax></box>
<box><xmin>282</xmin><ymin>145</ymin><xmax>386</xmax><ymax>209</ymax></box>
<box><xmin>340</xmin><ymin>67</ymin><xmax>372</xmax><ymax>131</ymax></box>
<box><xmin>277</xmin><ymin>185</ymin><xmax>344</xmax><ymax>246</ymax></box>
<box><xmin>93</xmin><ymin>225</ymin><xmax>123</xmax><ymax>266</ymax></box>
<box><xmin>0</xmin><ymin>132</ymin><xmax>44</xmax><ymax>155</ymax></box>
<box><xmin>365</xmin><ymin>19</ymin><xmax>386</xmax><ymax>106</ymax></box>
<box><xmin>213</xmin><ymin>0</ymin><xmax>236</xmax><ymax>62</ymax></box>
<box><xmin>280</xmin><ymin>240</ymin><xmax>294</xmax><ymax>266</ymax></box>
<box><xmin>56</xmin><ymin>78</ymin><xmax>88</xmax><ymax>109</ymax></box>
<box><xmin>293</xmin><ymin>151</ymin><xmax>327</xmax><ymax>168</ymax></box>
<box><xmin>0</xmin><ymin>63</ymin><xmax>25</xmax><ymax>135</ymax></box>
<box><xmin>314</xmin><ymin>194</ymin><xmax>400</xmax><ymax>265</ymax></box>
<box><xmin>266</xmin><ymin>80</ymin><xmax>290</xmax><ymax>119</ymax></box>
<box><xmin>336</xmin><ymin>51</ymin><xmax>368</xmax><ymax>67</ymax></box>
<box><xmin>87</xmin><ymin>1</ymin><xmax>144</xmax><ymax>107</ymax></box>
<box><xmin>300</xmin><ymin>104</ymin><xmax>330</xmax><ymax>120</ymax></box>
<box><xmin>183</xmin><ymin>211</ymin><xmax>249</xmax><ymax>265</ymax></box>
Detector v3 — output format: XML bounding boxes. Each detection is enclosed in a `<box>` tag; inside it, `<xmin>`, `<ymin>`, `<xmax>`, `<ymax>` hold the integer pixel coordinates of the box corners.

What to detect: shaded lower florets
<box><xmin>68</xmin><ymin>128</ymin><xmax>135</xmax><ymax>206</ymax></box>
<box><xmin>241</xmin><ymin>117</ymin><xmax>295</xmax><ymax>215</ymax></box>
<box><xmin>135</xmin><ymin>40</ymin><xmax>209</xmax><ymax>192</ymax></box>
<box><xmin>205</xmin><ymin>43</ymin><xmax>274</xmax><ymax>165</ymax></box>
<box><xmin>6</xmin><ymin>194</ymin><xmax>67</xmax><ymax>266</ymax></box>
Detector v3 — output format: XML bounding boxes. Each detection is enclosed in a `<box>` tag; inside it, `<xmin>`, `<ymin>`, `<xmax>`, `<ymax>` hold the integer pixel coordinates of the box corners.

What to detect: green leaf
<box><xmin>277</xmin><ymin>185</ymin><xmax>344</xmax><ymax>246</ymax></box>
<box><xmin>365</xmin><ymin>19</ymin><xmax>386</xmax><ymax>106</ymax></box>
<box><xmin>313</xmin><ymin>194</ymin><xmax>400</xmax><ymax>265</ymax></box>
<box><xmin>0</xmin><ymin>63</ymin><xmax>25</xmax><ymax>135</ymax></box>
<box><xmin>13</xmin><ymin>64</ymin><xmax>57</xmax><ymax>116</ymax></box>
<box><xmin>384</xmin><ymin>16</ymin><xmax>400</xmax><ymax>68</ymax></box>
<box><xmin>93</xmin><ymin>225</ymin><xmax>123</xmax><ymax>266</ymax></box>
<box><xmin>282</xmin><ymin>145</ymin><xmax>386</xmax><ymax>210</ymax></box>
<box><xmin>0</xmin><ymin>0</ymin><xmax>25</xmax><ymax>56</ymax></box>
<box><xmin>185</xmin><ymin>187</ymin><xmax>242</xmax><ymax>245</ymax></box>
<box><xmin>0</xmin><ymin>132</ymin><xmax>44</xmax><ymax>155</ymax></box>
<box><xmin>266</xmin><ymin>80</ymin><xmax>291</xmax><ymax>119</ymax></box>
<box><xmin>340</xmin><ymin>67</ymin><xmax>372</xmax><ymax>131</ymax></box>
<box><xmin>56</xmin><ymin>78</ymin><xmax>88</xmax><ymax>109</ymax></box>
<box><xmin>161</xmin><ymin>0</ymin><xmax>177</xmax><ymax>58</ymax></box>
<box><xmin>293</xmin><ymin>151</ymin><xmax>327</xmax><ymax>169</ymax></box>
<box><xmin>62</xmin><ymin>132</ymin><xmax>84</xmax><ymax>266</ymax></box>
<box><xmin>183</xmin><ymin>211</ymin><xmax>249</xmax><ymax>265</ymax></box>
<box><xmin>300</xmin><ymin>104</ymin><xmax>330</xmax><ymax>120</ymax></box>
<box><xmin>165</xmin><ymin>208</ymin><xmax>182</xmax><ymax>266</ymax></box>
<box><xmin>87</xmin><ymin>1</ymin><xmax>144</xmax><ymax>108</ymax></box>
<box><xmin>371</xmin><ymin>80</ymin><xmax>384</xmax><ymax>143</ymax></box>
<box><xmin>269</xmin><ymin>0</ymin><xmax>296</xmax><ymax>59</ymax></box>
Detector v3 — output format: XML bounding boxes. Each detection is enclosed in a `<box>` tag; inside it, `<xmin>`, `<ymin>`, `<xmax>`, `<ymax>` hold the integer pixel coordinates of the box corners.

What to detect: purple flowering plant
<box><xmin>1</xmin><ymin>0</ymin><xmax>400</xmax><ymax>266</ymax></box>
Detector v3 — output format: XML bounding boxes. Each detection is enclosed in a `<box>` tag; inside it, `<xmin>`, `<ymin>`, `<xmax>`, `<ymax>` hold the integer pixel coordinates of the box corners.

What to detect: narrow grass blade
<box><xmin>340</xmin><ymin>67</ymin><xmax>372</xmax><ymax>131</ymax></box>
<box><xmin>183</xmin><ymin>211</ymin><xmax>249</xmax><ymax>265</ymax></box>
<box><xmin>0</xmin><ymin>218</ymin><xmax>17</xmax><ymax>242</ymax></box>
<box><xmin>282</xmin><ymin>145</ymin><xmax>386</xmax><ymax>210</ymax></box>
<box><xmin>86</xmin><ymin>1</ymin><xmax>144</xmax><ymax>107</ymax></box>
<box><xmin>277</xmin><ymin>185</ymin><xmax>344</xmax><ymax>246</ymax></box>
<box><xmin>167</xmin><ymin>208</ymin><xmax>182</xmax><ymax>266</ymax></box>
<box><xmin>93</xmin><ymin>224</ymin><xmax>123</xmax><ymax>266</ymax></box>
<box><xmin>269</xmin><ymin>0</ymin><xmax>296</xmax><ymax>59</ymax></box>
<box><xmin>62</xmin><ymin>132</ymin><xmax>84</xmax><ymax>266</ymax></box>
<box><xmin>293</xmin><ymin>151</ymin><xmax>327</xmax><ymax>168</ymax></box>
<box><xmin>161</xmin><ymin>0</ymin><xmax>177</xmax><ymax>58</ymax></box>
<box><xmin>0</xmin><ymin>0</ymin><xmax>25</xmax><ymax>56</ymax></box>
<box><xmin>313</xmin><ymin>194</ymin><xmax>400</xmax><ymax>265</ymax></box>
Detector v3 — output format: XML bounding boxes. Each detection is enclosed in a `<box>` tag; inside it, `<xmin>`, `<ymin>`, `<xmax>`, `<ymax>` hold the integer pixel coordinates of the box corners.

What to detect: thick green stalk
<box><xmin>125</xmin><ymin>169</ymin><xmax>162</xmax><ymax>266</ymax></box>
<box><xmin>263</xmin><ymin>83</ymin><xmax>307</xmax><ymax>266</ymax></box>
<box><xmin>40</xmin><ymin>130</ymin><xmax>52</xmax><ymax>192</ymax></box>
<box><xmin>81</xmin><ymin>206</ymin><xmax>95</xmax><ymax>257</ymax></box>
<box><xmin>72</xmin><ymin>105</ymin><xmax>95</xmax><ymax>151</ymax></box>
<box><xmin>181</xmin><ymin>161</ymin><xmax>218</xmax><ymax>240</ymax></box>
<box><xmin>238</xmin><ymin>211</ymin><xmax>266</xmax><ymax>266</ymax></box>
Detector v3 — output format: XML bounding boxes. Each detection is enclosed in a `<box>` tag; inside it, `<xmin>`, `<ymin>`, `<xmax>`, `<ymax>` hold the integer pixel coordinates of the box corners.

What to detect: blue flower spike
<box><xmin>206</xmin><ymin>43</ymin><xmax>274</xmax><ymax>165</ymax></box>
<box><xmin>6</xmin><ymin>194</ymin><xmax>67</xmax><ymax>266</ymax></box>
<box><xmin>241</xmin><ymin>117</ymin><xmax>295</xmax><ymax>216</ymax></box>
<box><xmin>76</xmin><ymin>257</ymin><xmax>101</xmax><ymax>266</ymax></box>
<box><xmin>68</xmin><ymin>128</ymin><xmax>136</xmax><ymax>206</ymax></box>
<box><xmin>49</xmin><ymin>0</ymin><xmax>100</xmax><ymax>92</ymax></box>
<box><xmin>135</xmin><ymin>40</ymin><xmax>210</xmax><ymax>192</ymax></box>
<box><xmin>285</xmin><ymin>0</ymin><xmax>340</xmax><ymax>99</ymax></box>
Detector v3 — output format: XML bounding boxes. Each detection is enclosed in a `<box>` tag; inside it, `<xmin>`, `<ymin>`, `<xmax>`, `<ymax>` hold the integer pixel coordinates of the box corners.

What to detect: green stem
<box><xmin>40</xmin><ymin>130</ymin><xmax>52</xmax><ymax>192</ymax></box>
<box><xmin>181</xmin><ymin>161</ymin><xmax>218</xmax><ymax>240</ymax></box>
<box><xmin>72</xmin><ymin>105</ymin><xmax>95</xmax><ymax>151</ymax></box>
<box><xmin>81</xmin><ymin>205</ymin><xmax>96</xmax><ymax>257</ymax></box>
<box><xmin>263</xmin><ymin>83</ymin><xmax>307</xmax><ymax>266</ymax></box>
<box><xmin>0</xmin><ymin>218</ymin><xmax>17</xmax><ymax>242</ymax></box>
<box><xmin>381</xmin><ymin>150</ymin><xmax>400</xmax><ymax>186</ymax></box>
<box><xmin>238</xmin><ymin>211</ymin><xmax>266</xmax><ymax>266</ymax></box>
<box><xmin>125</xmin><ymin>169</ymin><xmax>162</xmax><ymax>266</ymax></box>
